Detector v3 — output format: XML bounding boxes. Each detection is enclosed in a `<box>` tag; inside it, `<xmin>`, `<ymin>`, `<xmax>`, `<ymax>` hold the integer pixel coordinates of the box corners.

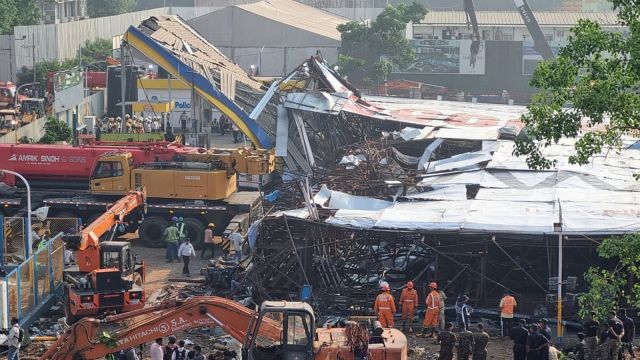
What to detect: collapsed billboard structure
<box><xmin>126</xmin><ymin>15</ymin><xmax>640</xmax><ymax>317</ymax></box>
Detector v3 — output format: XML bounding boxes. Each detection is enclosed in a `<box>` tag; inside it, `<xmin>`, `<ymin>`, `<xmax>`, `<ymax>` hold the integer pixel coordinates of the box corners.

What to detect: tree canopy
<box><xmin>514</xmin><ymin>1</ymin><xmax>640</xmax><ymax>170</ymax></box>
<box><xmin>578</xmin><ymin>233</ymin><xmax>640</xmax><ymax>319</ymax></box>
<box><xmin>336</xmin><ymin>3</ymin><xmax>427</xmax><ymax>86</ymax></box>
<box><xmin>39</xmin><ymin>117</ymin><xmax>72</xmax><ymax>144</ymax></box>
<box><xmin>87</xmin><ymin>0</ymin><xmax>137</xmax><ymax>18</ymax></box>
<box><xmin>0</xmin><ymin>0</ymin><xmax>39</xmax><ymax>35</ymax></box>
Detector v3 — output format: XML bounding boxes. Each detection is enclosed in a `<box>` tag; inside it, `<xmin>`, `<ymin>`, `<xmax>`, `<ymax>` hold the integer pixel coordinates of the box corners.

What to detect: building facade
<box><xmin>39</xmin><ymin>0</ymin><xmax>88</xmax><ymax>24</ymax></box>
<box><xmin>390</xmin><ymin>11</ymin><xmax>624</xmax><ymax>103</ymax></box>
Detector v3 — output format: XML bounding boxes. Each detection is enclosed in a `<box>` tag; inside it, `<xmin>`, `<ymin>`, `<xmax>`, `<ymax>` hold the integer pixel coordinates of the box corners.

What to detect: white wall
<box><xmin>231</xmin><ymin>47</ymin><xmax>339</xmax><ymax>76</ymax></box>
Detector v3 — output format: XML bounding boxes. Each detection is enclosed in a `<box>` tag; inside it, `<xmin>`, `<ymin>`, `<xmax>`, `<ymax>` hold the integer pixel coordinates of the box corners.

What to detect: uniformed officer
<box><xmin>438</xmin><ymin>322</ymin><xmax>457</xmax><ymax>360</ymax></box>
<box><xmin>473</xmin><ymin>323</ymin><xmax>490</xmax><ymax>360</ymax></box>
<box><xmin>458</xmin><ymin>328</ymin><xmax>475</xmax><ymax>360</ymax></box>
<box><xmin>583</xmin><ymin>312</ymin><xmax>600</xmax><ymax>360</ymax></box>
<box><xmin>511</xmin><ymin>319</ymin><xmax>529</xmax><ymax>360</ymax></box>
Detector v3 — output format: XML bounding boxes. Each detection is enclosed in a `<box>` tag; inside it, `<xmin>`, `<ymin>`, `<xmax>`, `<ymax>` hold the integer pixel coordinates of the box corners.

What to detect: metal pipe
<box><xmin>120</xmin><ymin>41</ymin><xmax>126</xmax><ymax>131</ymax></box>
<box><xmin>557</xmin><ymin>200</ymin><xmax>564</xmax><ymax>339</ymax></box>
<box><xmin>31</xmin><ymin>34</ymin><xmax>35</xmax><ymax>84</ymax></box>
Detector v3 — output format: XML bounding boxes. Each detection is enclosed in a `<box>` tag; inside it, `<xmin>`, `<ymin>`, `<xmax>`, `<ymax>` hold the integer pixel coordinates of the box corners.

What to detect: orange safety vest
<box><xmin>400</xmin><ymin>288</ymin><xmax>418</xmax><ymax>306</ymax></box>
<box><xmin>375</xmin><ymin>292</ymin><xmax>396</xmax><ymax>313</ymax></box>
<box><xmin>500</xmin><ymin>295</ymin><xmax>516</xmax><ymax>315</ymax></box>
<box><xmin>426</xmin><ymin>290</ymin><xmax>440</xmax><ymax>310</ymax></box>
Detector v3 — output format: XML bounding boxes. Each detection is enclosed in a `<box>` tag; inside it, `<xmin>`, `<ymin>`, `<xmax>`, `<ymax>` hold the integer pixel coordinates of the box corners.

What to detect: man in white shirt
<box><xmin>178</xmin><ymin>238</ymin><xmax>196</xmax><ymax>276</ymax></box>
<box><xmin>150</xmin><ymin>338</ymin><xmax>164</xmax><ymax>360</ymax></box>
<box><xmin>228</xmin><ymin>231</ymin><xmax>244</xmax><ymax>262</ymax></box>
<box><xmin>7</xmin><ymin>317</ymin><xmax>21</xmax><ymax>360</ymax></box>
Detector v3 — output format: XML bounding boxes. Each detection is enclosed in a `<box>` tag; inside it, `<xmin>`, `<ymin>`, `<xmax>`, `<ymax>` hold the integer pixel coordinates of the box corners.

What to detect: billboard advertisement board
<box><xmin>398</xmin><ymin>39</ymin><xmax>486</xmax><ymax>75</ymax></box>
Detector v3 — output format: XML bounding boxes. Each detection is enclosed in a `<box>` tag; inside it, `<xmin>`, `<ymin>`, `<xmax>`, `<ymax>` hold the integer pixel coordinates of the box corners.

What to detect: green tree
<box><xmin>14</xmin><ymin>0</ymin><xmax>40</xmax><ymax>28</ymax></box>
<box><xmin>80</xmin><ymin>38</ymin><xmax>113</xmax><ymax>67</ymax></box>
<box><xmin>0</xmin><ymin>0</ymin><xmax>18</xmax><ymax>35</ymax></box>
<box><xmin>514</xmin><ymin>1</ymin><xmax>640</xmax><ymax>170</ymax></box>
<box><xmin>39</xmin><ymin>116</ymin><xmax>72</xmax><ymax>144</ymax></box>
<box><xmin>87</xmin><ymin>0</ymin><xmax>137</xmax><ymax>18</ymax></box>
<box><xmin>0</xmin><ymin>0</ymin><xmax>40</xmax><ymax>34</ymax></box>
<box><xmin>336</xmin><ymin>3</ymin><xmax>427</xmax><ymax>85</ymax></box>
<box><xmin>578</xmin><ymin>233</ymin><xmax>640</xmax><ymax>319</ymax></box>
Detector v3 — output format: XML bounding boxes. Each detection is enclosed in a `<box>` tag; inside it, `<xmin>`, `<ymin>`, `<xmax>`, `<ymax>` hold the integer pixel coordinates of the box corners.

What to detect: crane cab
<box><xmin>244</xmin><ymin>301</ymin><xmax>315</xmax><ymax>360</ymax></box>
<box><xmin>90</xmin><ymin>152</ymin><xmax>134</xmax><ymax>194</ymax></box>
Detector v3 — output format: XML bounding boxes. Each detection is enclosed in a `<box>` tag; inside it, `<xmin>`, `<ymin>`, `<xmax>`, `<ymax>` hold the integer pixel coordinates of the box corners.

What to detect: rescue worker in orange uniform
<box><xmin>400</xmin><ymin>281</ymin><xmax>419</xmax><ymax>333</ymax></box>
<box><xmin>374</xmin><ymin>282</ymin><xmax>397</xmax><ymax>328</ymax></box>
<box><xmin>418</xmin><ymin>282</ymin><xmax>441</xmax><ymax>338</ymax></box>
<box><xmin>499</xmin><ymin>291</ymin><xmax>517</xmax><ymax>338</ymax></box>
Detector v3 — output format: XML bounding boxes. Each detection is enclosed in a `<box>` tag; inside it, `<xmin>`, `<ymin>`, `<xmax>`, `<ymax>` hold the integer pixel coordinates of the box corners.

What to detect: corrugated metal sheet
<box><xmin>0</xmin><ymin>35</ymin><xmax>14</xmax><ymax>82</ymax></box>
<box><xmin>140</xmin><ymin>15</ymin><xmax>262</xmax><ymax>89</ymax></box>
<box><xmin>421</xmin><ymin>11</ymin><xmax>621</xmax><ymax>27</ymax></box>
<box><xmin>235</xmin><ymin>0</ymin><xmax>349</xmax><ymax>40</ymax></box>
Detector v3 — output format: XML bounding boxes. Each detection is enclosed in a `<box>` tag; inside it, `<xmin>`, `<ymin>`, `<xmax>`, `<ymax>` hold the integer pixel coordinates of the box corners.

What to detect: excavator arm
<box><xmin>69</xmin><ymin>189</ymin><xmax>146</xmax><ymax>273</ymax></box>
<box><xmin>40</xmin><ymin>296</ymin><xmax>283</xmax><ymax>360</ymax></box>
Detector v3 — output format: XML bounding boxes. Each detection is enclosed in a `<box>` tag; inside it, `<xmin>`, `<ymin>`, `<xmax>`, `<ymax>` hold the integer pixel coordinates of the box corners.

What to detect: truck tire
<box><xmin>139</xmin><ymin>216</ymin><xmax>168</xmax><ymax>248</ymax></box>
<box><xmin>184</xmin><ymin>217</ymin><xmax>205</xmax><ymax>249</ymax></box>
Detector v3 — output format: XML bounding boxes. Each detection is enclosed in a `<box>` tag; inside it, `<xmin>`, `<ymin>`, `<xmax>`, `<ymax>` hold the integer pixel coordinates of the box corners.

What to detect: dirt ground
<box><xmin>130</xmin><ymin>240</ymin><xmax>211</xmax><ymax>296</ymax></box>
<box><xmin>21</xmin><ymin>237</ymin><xmax>555</xmax><ymax>359</ymax></box>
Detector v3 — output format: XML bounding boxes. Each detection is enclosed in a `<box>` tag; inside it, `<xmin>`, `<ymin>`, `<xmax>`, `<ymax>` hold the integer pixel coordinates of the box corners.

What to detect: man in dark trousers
<box><xmin>618</xmin><ymin>309</ymin><xmax>635</xmax><ymax>360</ymax></box>
<box><xmin>538</xmin><ymin>319</ymin><xmax>552</xmax><ymax>360</ymax></box>
<box><xmin>583</xmin><ymin>312</ymin><xmax>600</xmax><ymax>360</ymax></box>
<box><xmin>437</xmin><ymin>322</ymin><xmax>457</xmax><ymax>360</ymax></box>
<box><xmin>511</xmin><ymin>319</ymin><xmax>529</xmax><ymax>360</ymax></box>
<box><xmin>527</xmin><ymin>325</ymin><xmax>549</xmax><ymax>360</ymax></box>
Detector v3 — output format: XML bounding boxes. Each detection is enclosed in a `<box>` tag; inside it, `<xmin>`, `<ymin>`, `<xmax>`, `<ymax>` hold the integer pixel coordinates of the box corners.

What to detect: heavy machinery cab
<box><xmin>90</xmin><ymin>152</ymin><xmax>133</xmax><ymax>195</ymax></box>
<box><xmin>244</xmin><ymin>301</ymin><xmax>316</xmax><ymax>360</ymax></box>
<box><xmin>99</xmin><ymin>241</ymin><xmax>140</xmax><ymax>280</ymax></box>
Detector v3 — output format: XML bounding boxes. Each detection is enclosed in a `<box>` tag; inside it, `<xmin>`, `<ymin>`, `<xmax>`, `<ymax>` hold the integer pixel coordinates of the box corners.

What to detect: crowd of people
<box><xmin>111</xmin><ymin>335</ymin><xmax>220</xmax><ymax>360</ymax></box>
<box><xmin>97</xmin><ymin>114</ymin><xmax>164</xmax><ymax>134</ymax></box>
<box><xmin>372</xmin><ymin>281</ymin><xmax>638</xmax><ymax>360</ymax></box>
<box><xmin>164</xmin><ymin>216</ymin><xmax>244</xmax><ymax>276</ymax></box>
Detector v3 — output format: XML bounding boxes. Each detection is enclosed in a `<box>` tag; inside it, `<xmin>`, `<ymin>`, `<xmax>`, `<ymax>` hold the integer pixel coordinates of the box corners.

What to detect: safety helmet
<box><xmin>382</xmin><ymin>283</ymin><xmax>390</xmax><ymax>291</ymax></box>
<box><xmin>429</xmin><ymin>282</ymin><xmax>438</xmax><ymax>289</ymax></box>
<box><xmin>407</xmin><ymin>281</ymin><xmax>414</xmax><ymax>289</ymax></box>
<box><xmin>171</xmin><ymin>216</ymin><xmax>178</xmax><ymax>222</ymax></box>
<box><xmin>208</xmin><ymin>223</ymin><xmax>215</xmax><ymax>228</ymax></box>
<box><xmin>178</xmin><ymin>217</ymin><xmax>184</xmax><ymax>222</ymax></box>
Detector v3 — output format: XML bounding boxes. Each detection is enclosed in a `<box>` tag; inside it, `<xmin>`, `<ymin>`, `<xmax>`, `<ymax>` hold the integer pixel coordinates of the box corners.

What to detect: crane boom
<box><xmin>69</xmin><ymin>189</ymin><xmax>146</xmax><ymax>273</ymax></box>
<box><xmin>463</xmin><ymin>0</ymin><xmax>554</xmax><ymax>61</ymax></box>
<box><xmin>513</xmin><ymin>0</ymin><xmax>554</xmax><ymax>60</ymax></box>
<box><xmin>40</xmin><ymin>297</ymin><xmax>282</xmax><ymax>360</ymax></box>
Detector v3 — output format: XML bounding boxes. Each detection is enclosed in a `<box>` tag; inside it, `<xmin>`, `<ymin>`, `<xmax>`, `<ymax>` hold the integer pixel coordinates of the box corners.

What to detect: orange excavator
<box><xmin>40</xmin><ymin>296</ymin><xmax>408</xmax><ymax>360</ymax></box>
<box><xmin>63</xmin><ymin>189</ymin><xmax>147</xmax><ymax>323</ymax></box>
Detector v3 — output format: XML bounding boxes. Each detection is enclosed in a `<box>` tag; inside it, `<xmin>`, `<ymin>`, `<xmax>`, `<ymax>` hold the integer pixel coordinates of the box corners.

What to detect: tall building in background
<box><xmin>38</xmin><ymin>0</ymin><xmax>88</xmax><ymax>24</ymax></box>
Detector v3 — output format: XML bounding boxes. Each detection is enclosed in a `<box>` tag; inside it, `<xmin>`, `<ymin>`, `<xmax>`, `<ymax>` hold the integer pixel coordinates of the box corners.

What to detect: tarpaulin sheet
<box><xmin>560</xmin><ymin>201</ymin><xmax>640</xmax><ymax>234</ymax></box>
<box><xmin>462</xmin><ymin>200</ymin><xmax>555</xmax><ymax>233</ymax></box>
<box><xmin>404</xmin><ymin>185</ymin><xmax>468</xmax><ymax>201</ymax></box>
<box><xmin>374</xmin><ymin>201</ymin><xmax>468</xmax><ymax>231</ymax></box>
<box><xmin>329</xmin><ymin>190</ymin><xmax>392</xmax><ymax>210</ymax></box>
<box><xmin>326</xmin><ymin>209</ymin><xmax>383</xmax><ymax>228</ymax></box>
<box><xmin>314</xmin><ymin>185</ymin><xmax>392</xmax><ymax>210</ymax></box>
<box><xmin>426</xmin><ymin>151</ymin><xmax>492</xmax><ymax>173</ymax></box>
